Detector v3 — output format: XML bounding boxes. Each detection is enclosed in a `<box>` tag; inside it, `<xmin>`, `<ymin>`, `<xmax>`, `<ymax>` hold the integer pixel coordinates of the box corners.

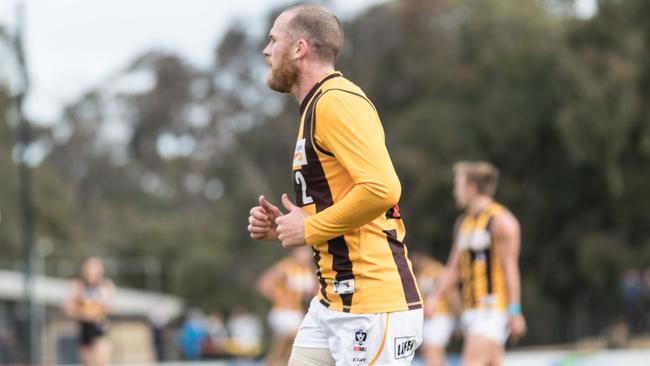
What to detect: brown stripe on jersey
<box><xmin>311</xmin><ymin>115</ymin><xmax>334</xmax><ymax>158</ymax></box>
<box><xmin>460</xmin><ymin>252</ymin><xmax>473</xmax><ymax>308</ymax></box>
<box><xmin>297</xmin><ymin>91</ymin><xmax>336</xmax><ymax>208</ymax></box>
<box><xmin>309</xmin><ymin>91</ymin><xmax>334</xmax><ymax>158</ymax></box>
<box><xmin>319</xmin><ymin>299</ymin><xmax>330</xmax><ymax>308</ymax></box>
<box><xmin>485</xmin><ymin>248</ymin><xmax>493</xmax><ymax>295</ymax></box>
<box><xmin>327</xmin><ymin>88</ymin><xmax>377</xmax><ymax>113</ymax></box>
<box><xmin>300</xmin><ymin>84</ymin><xmax>355</xmax><ymax>311</ymax></box>
<box><xmin>328</xmin><ymin>236</ymin><xmax>354</xmax><ymax>312</ymax></box>
<box><xmin>299</xmin><ymin>72</ymin><xmax>342</xmax><ymax>115</ymax></box>
<box><xmin>468</xmin><ymin>250</ymin><xmax>477</xmax><ymax>307</ymax></box>
<box><xmin>384</xmin><ymin>230</ymin><xmax>421</xmax><ymax>309</ymax></box>
<box><xmin>312</xmin><ymin>248</ymin><xmax>329</xmax><ymax>303</ymax></box>
<box><xmin>486</xmin><ymin>217</ymin><xmax>495</xmax><ymax>296</ymax></box>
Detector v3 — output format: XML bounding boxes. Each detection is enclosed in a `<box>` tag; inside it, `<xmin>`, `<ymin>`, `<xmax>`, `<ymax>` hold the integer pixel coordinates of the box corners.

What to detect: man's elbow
<box><xmin>375</xmin><ymin>175</ymin><xmax>401</xmax><ymax>208</ymax></box>
<box><xmin>360</xmin><ymin>174</ymin><xmax>401</xmax><ymax>210</ymax></box>
<box><xmin>384</xmin><ymin>177</ymin><xmax>401</xmax><ymax>207</ymax></box>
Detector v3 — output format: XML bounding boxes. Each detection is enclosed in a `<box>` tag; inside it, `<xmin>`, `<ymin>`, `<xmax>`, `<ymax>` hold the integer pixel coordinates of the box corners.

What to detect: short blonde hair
<box><xmin>453</xmin><ymin>161</ymin><xmax>499</xmax><ymax>197</ymax></box>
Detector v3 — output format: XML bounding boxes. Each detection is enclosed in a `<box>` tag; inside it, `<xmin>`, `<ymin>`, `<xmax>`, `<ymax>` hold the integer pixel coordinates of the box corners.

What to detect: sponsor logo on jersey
<box><xmin>293</xmin><ymin>138</ymin><xmax>308</xmax><ymax>167</ymax></box>
<box><xmin>480</xmin><ymin>294</ymin><xmax>497</xmax><ymax>306</ymax></box>
<box><xmin>457</xmin><ymin>230</ymin><xmax>491</xmax><ymax>250</ymax></box>
<box><xmin>394</xmin><ymin>336</ymin><xmax>416</xmax><ymax>359</ymax></box>
<box><xmin>332</xmin><ymin>278</ymin><xmax>355</xmax><ymax>295</ymax></box>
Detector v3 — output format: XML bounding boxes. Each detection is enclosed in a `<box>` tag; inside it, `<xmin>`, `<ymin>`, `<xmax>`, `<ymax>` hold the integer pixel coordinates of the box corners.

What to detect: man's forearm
<box><xmin>433</xmin><ymin>266</ymin><xmax>459</xmax><ymax>300</ymax></box>
<box><xmin>505</xmin><ymin>262</ymin><xmax>522</xmax><ymax>306</ymax></box>
<box><xmin>304</xmin><ymin>180</ymin><xmax>400</xmax><ymax>245</ymax></box>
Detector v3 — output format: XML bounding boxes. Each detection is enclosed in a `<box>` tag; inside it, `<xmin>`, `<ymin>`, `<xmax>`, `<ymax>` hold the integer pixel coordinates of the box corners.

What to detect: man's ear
<box><xmin>294</xmin><ymin>39</ymin><xmax>309</xmax><ymax>60</ymax></box>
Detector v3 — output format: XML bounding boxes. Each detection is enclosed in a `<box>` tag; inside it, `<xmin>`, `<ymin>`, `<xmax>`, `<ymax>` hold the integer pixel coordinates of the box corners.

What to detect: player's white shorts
<box><xmin>422</xmin><ymin>315</ymin><xmax>454</xmax><ymax>347</ymax></box>
<box><xmin>292</xmin><ymin>297</ymin><xmax>423</xmax><ymax>365</ymax></box>
<box><xmin>461</xmin><ymin>309</ymin><xmax>508</xmax><ymax>345</ymax></box>
<box><xmin>268</xmin><ymin>308</ymin><xmax>304</xmax><ymax>336</ymax></box>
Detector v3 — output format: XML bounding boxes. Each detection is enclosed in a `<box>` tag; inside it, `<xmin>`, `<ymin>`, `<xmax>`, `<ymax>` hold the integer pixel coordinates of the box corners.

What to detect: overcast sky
<box><xmin>0</xmin><ymin>0</ymin><xmax>388</xmax><ymax>125</ymax></box>
<box><xmin>0</xmin><ymin>0</ymin><xmax>596</xmax><ymax>125</ymax></box>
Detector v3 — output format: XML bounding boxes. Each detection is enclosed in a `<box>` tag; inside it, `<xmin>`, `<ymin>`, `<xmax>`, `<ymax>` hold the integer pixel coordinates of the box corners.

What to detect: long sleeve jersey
<box><xmin>291</xmin><ymin>71</ymin><xmax>422</xmax><ymax>314</ymax></box>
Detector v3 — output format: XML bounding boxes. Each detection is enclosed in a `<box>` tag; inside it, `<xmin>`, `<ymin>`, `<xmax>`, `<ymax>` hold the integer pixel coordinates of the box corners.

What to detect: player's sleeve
<box><xmin>303</xmin><ymin>90</ymin><xmax>401</xmax><ymax>245</ymax></box>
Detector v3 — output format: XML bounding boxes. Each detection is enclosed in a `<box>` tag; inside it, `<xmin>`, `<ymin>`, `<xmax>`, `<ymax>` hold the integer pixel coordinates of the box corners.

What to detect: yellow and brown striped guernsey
<box><xmin>271</xmin><ymin>258</ymin><xmax>314</xmax><ymax>312</ymax></box>
<box><xmin>292</xmin><ymin>71</ymin><xmax>422</xmax><ymax>314</ymax></box>
<box><xmin>456</xmin><ymin>202</ymin><xmax>508</xmax><ymax>311</ymax></box>
<box><xmin>417</xmin><ymin>260</ymin><xmax>451</xmax><ymax>315</ymax></box>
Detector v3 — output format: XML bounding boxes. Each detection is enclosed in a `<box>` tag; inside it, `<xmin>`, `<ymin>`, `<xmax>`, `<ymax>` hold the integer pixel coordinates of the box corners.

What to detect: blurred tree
<box><xmin>0</xmin><ymin>28</ymin><xmax>76</xmax><ymax>266</ymax></box>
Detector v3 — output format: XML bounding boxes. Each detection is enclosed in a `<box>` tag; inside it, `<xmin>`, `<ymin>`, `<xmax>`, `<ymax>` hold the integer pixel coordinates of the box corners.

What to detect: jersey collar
<box><xmin>299</xmin><ymin>71</ymin><xmax>342</xmax><ymax>115</ymax></box>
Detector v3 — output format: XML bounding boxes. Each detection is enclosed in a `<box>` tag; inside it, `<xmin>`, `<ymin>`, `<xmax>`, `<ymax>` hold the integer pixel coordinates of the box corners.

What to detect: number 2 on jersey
<box><xmin>295</xmin><ymin>171</ymin><xmax>314</xmax><ymax>205</ymax></box>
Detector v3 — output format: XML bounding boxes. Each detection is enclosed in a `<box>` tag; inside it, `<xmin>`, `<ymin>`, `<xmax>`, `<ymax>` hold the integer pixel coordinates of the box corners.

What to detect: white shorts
<box><xmin>422</xmin><ymin>315</ymin><xmax>454</xmax><ymax>347</ymax></box>
<box><xmin>293</xmin><ymin>297</ymin><xmax>423</xmax><ymax>365</ymax></box>
<box><xmin>461</xmin><ymin>309</ymin><xmax>508</xmax><ymax>345</ymax></box>
<box><xmin>269</xmin><ymin>308</ymin><xmax>304</xmax><ymax>336</ymax></box>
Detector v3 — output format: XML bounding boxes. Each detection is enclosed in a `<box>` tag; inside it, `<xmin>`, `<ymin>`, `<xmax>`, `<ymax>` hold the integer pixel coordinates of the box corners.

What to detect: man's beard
<box><xmin>267</xmin><ymin>52</ymin><xmax>299</xmax><ymax>93</ymax></box>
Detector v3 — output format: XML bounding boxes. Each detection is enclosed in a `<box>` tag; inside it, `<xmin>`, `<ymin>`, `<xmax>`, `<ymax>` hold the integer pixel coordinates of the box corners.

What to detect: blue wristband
<box><xmin>508</xmin><ymin>303</ymin><xmax>522</xmax><ymax>317</ymax></box>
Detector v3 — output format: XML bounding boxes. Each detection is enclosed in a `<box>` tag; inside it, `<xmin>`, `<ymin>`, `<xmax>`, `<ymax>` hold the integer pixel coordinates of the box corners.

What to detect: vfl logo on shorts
<box><xmin>394</xmin><ymin>336</ymin><xmax>416</xmax><ymax>359</ymax></box>
<box><xmin>354</xmin><ymin>329</ymin><xmax>367</xmax><ymax>344</ymax></box>
<box><xmin>352</xmin><ymin>330</ymin><xmax>368</xmax><ymax>365</ymax></box>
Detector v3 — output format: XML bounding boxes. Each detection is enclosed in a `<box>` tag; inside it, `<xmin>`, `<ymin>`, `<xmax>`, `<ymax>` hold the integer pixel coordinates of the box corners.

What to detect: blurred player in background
<box><xmin>257</xmin><ymin>246</ymin><xmax>317</xmax><ymax>365</ymax></box>
<box><xmin>428</xmin><ymin>161</ymin><xmax>526</xmax><ymax>366</ymax></box>
<box><xmin>64</xmin><ymin>257</ymin><xmax>114</xmax><ymax>366</ymax></box>
<box><xmin>412</xmin><ymin>252</ymin><xmax>461</xmax><ymax>366</ymax></box>
<box><xmin>225</xmin><ymin>306</ymin><xmax>263</xmax><ymax>359</ymax></box>
<box><xmin>248</xmin><ymin>3</ymin><xmax>423</xmax><ymax>365</ymax></box>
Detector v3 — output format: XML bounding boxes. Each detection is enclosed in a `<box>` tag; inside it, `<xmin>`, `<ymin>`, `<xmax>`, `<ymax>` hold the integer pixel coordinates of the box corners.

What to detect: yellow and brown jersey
<box><xmin>456</xmin><ymin>202</ymin><xmax>508</xmax><ymax>311</ymax></box>
<box><xmin>271</xmin><ymin>258</ymin><xmax>315</xmax><ymax>311</ymax></box>
<box><xmin>78</xmin><ymin>281</ymin><xmax>110</xmax><ymax>320</ymax></box>
<box><xmin>292</xmin><ymin>71</ymin><xmax>421</xmax><ymax>314</ymax></box>
<box><xmin>417</xmin><ymin>260</ymin><xmax>450</xmax><ymax>315</ymax></box>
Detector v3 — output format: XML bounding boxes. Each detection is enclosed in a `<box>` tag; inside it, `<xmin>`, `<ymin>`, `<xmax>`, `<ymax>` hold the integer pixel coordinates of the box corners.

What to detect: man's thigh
<box><xmin>462</xmin><ymin>334</ymin><xmax>503</xmax><ymax>366</ymax></box>
<box><xmin>292</xmin><ymin>299</ymin><xmax>330</xmax><ymax>349</ymax></box>
<box><xmin>290</xmin><ymin>298</ymin><xmax>332</xmax><ymax>365</ymax></box>
<box><xmin>289</xmin><ymin>346</ymin><xmax>336</xmax><ymax>366</ymax></box>
<box><xmin>423</xmin><ymin>316</ymin><xmax>454</xmax><ymax>348</ymax></box>
<box><xmin>461</xmin><ymin>310</ymin><xmax>508</xmax><ymax>345</ymax></box>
